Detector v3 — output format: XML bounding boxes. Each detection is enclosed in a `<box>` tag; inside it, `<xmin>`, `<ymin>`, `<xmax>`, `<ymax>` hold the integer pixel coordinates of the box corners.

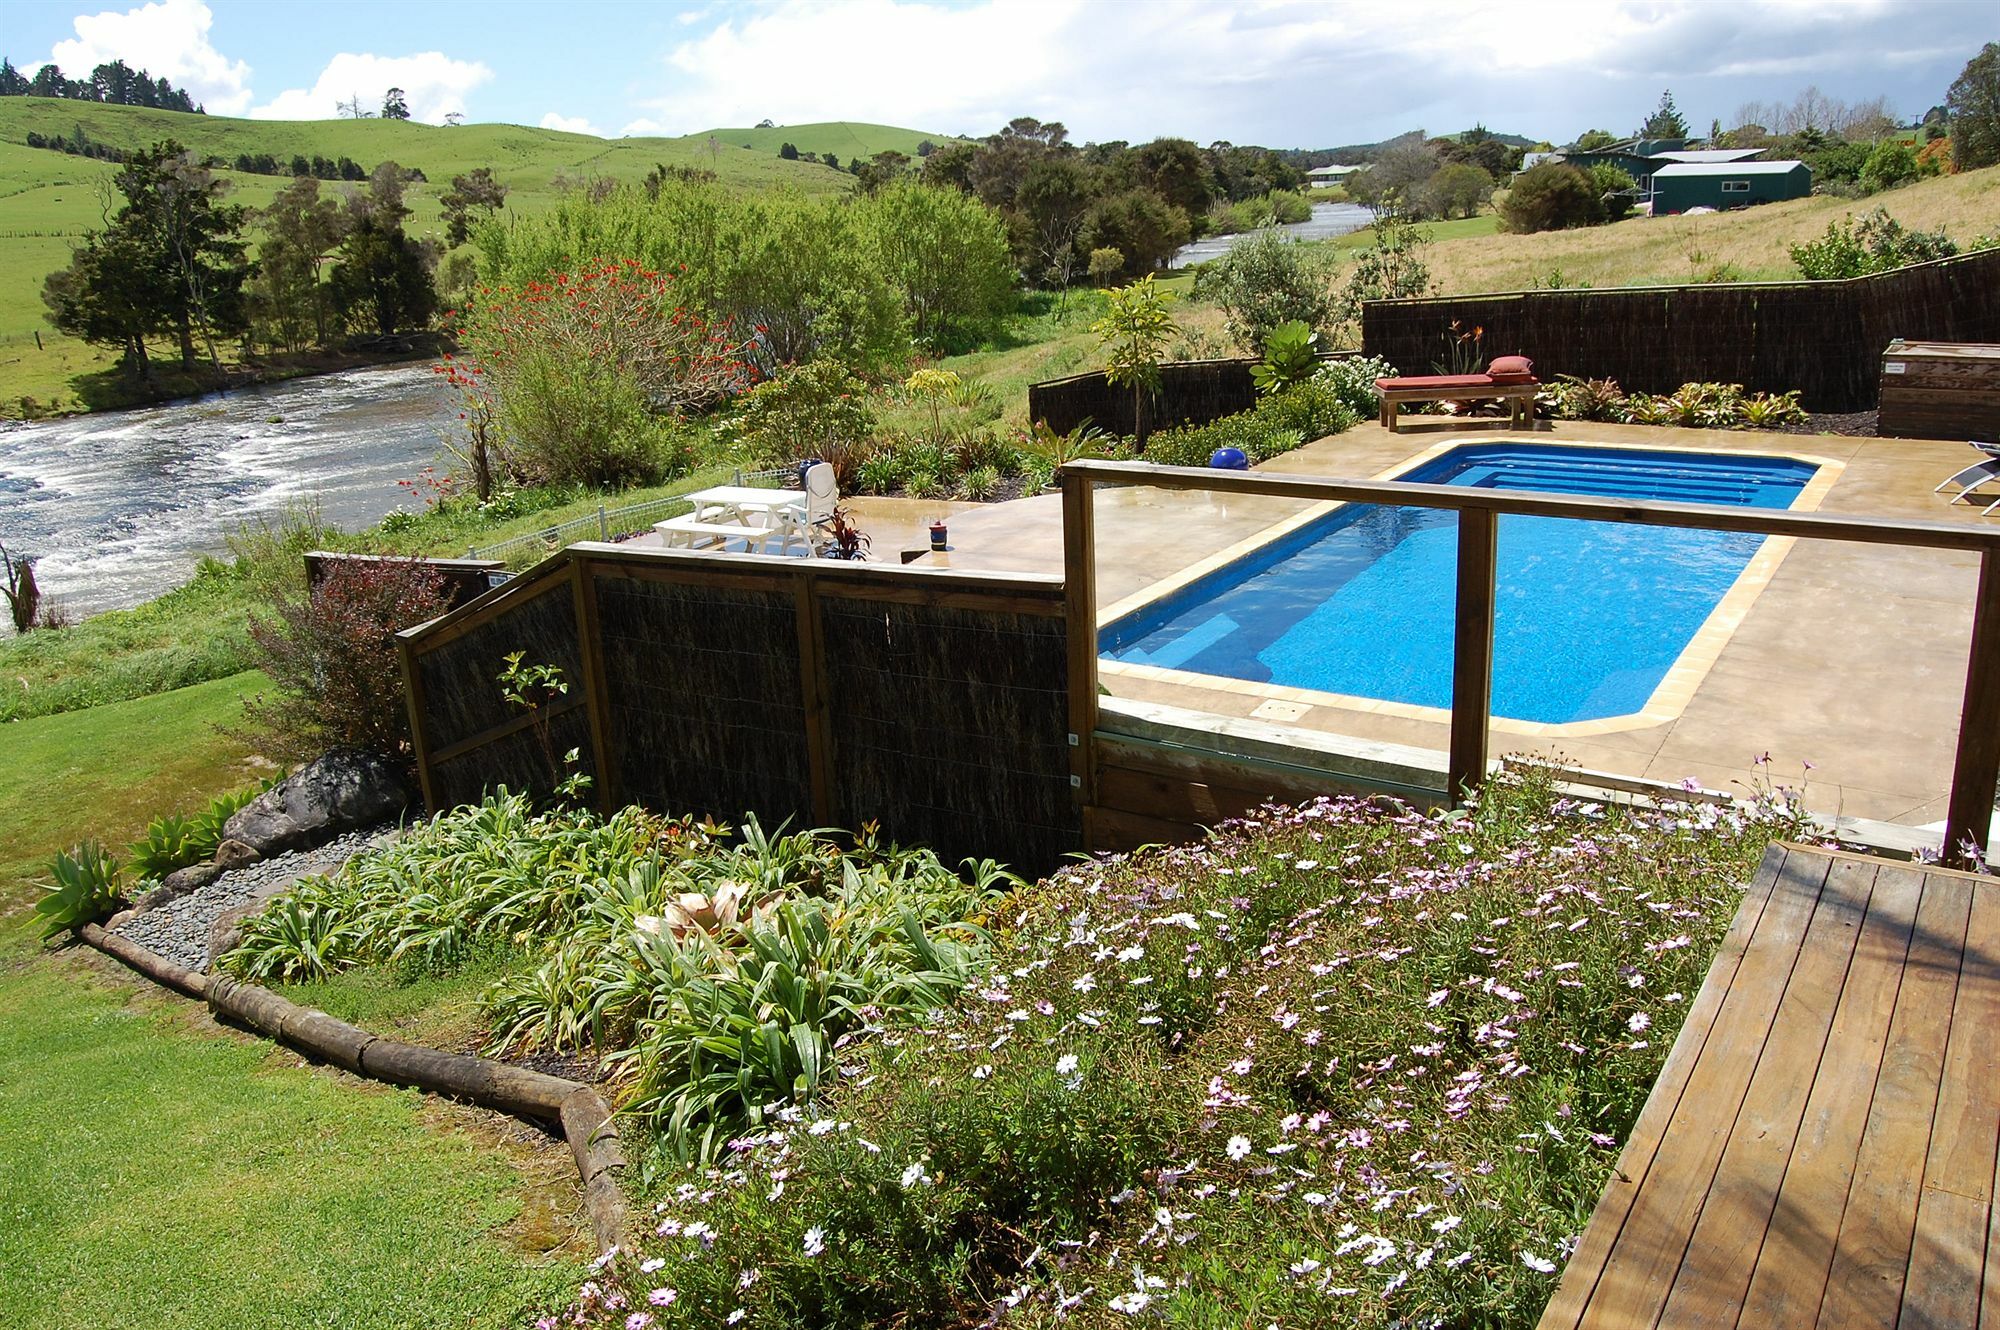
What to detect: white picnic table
<box><xmin>684</xmin><ymin>485</ymin><xmax>807</xmax><ymax>527</ymax></box>
<box><xmin>654</xmin><ymin>484</ymin><xmax>810</xmax><ymax>553</ymax></box>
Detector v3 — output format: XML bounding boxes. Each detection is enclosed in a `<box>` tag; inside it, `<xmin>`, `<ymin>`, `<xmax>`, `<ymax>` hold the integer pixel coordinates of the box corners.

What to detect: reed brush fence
<box><xmin>397</xmin><ymin>544</ymin><xmax>1081</xmax><ymax>873</ymax></box>
<box><xmin>1059</xmin><ymin>461</ymin><xmax>2000</xmax><ymax>868</ymax></box>
<box><xmin>1029</xmin><ymin>353</ymin><xmax>1356</xmax><ymax>438</ymax></box>
<box><xmin>1360</xmin><ymin>247</ymin><xmax>2000</xmax><ymax>413</ymax></box>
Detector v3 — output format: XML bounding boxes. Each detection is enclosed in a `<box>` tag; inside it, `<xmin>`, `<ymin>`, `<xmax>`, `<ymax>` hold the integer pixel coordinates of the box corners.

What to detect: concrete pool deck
<box><xmin>907</xmin><ymin>418</ymin><xmax>1992</xmax><ymax>830</ymax></box>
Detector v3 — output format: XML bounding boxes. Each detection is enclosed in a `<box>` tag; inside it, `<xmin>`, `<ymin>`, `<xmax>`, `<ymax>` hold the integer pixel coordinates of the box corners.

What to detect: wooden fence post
<box><xmin>793</xmin><ymin>569</ymin><xmax>836</xmax><ymax>828</ymax></box>
<box><xmin>396</xmin><ymin>632</ymin><xmax>438</xmax><ymax>814</ymax></box>
<box><xmin>1062</xmin><ymin>469</ymin><xmax>1099</xmax><ymax>810</ymax></box>
<box><xmin>1448</xmin><ymin>507</ymin><xmax>1497</xmax><ymax>804</ymax></box>
<box><xmin>569</xmin><ymin>558</ymin><xmax>617</xmax><ymax>814</ymax></box>
<box><xmin>1943</xmin><ymin>548</ymin><xmax>2000</xmax><ymax>867</ymax></box>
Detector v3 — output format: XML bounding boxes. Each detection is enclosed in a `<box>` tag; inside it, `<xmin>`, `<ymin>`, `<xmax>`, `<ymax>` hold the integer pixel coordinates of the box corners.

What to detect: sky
<box><xmin>3</xmin><ymin>0</ymin><xmax>1989</xmax><ymax>148</ymax></box>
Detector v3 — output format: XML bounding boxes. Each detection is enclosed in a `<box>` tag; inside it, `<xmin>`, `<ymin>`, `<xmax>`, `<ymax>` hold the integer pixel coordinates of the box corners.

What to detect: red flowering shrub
<box><xmin>455</xmin><ymin>260</ymin><xmax>758</xmax><ymax>488</ymax></box>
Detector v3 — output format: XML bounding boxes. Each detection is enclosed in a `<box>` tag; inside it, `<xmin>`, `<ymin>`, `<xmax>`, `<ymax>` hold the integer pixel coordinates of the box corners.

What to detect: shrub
<box><xmin>1500</xmin><ymin>162</ymin><xmax>1602</xmax><ymax>233</ymax></box>
<box><xmin>1587</xmin><ymin>163</ymin><xmax>1638</xmax><ymax>221</ymax></box>
<box><xmin>1248</xmin><ymin>319</ymin><xmax>1320</xmax><ymax>394</ymax></box>
<box><xmin>240</xmin><ymin>557</ymin><xmax>451</xmax><ymax>762</ymax></box>
<box><xmin>1789</xmin><ymin>207</ymin><xmax>1959</xmax><ymax>279</ymax></box>
<box><xmin>551</xmin><ymin>765</ymin><xmax>1819</xmax><ymax>1329</ymax></box>
<box><xmin>1860</xmin><ymin>140</ymin><xmax>1920</xmax><ymax>193</ymax></box>
<box><xmin>458</xmin><ymin>260</ymin><xmax>753</xmax><ymax>488</ymax></box>
<box><xmin>1145</xmin><ymin>379</ymin><xmax>1359</xmax><ymax>467</ymax></box>
<box><xmin>1199</xmin><ymin>229</ymin><xmax>1335</xmax><ymax>350</ymax></box>
<box><xmin>1333</xmin><ymin>217</ymin><xmax>1435</xmax><ymax>336</ymax></box>
<box><xmin>223</xmin><ymin>795</ymin><xmax>1011</xmax><ymax>1164</ymax></box>
<box><xmin>728</xmin><ymin>360</ymin><xmax>878</xmax><ymax>490</ymax></box>
<box><xmin>35</xmin><ymin>842</ymin><xmax>124</xmax><ymax>939</ymax></box>
<box><xmin>1539</xmin><ymin>375</ymin><xmax>1628</xmax><ymax>423</ymax></box>
<box><xmin>1312</xmin><ymin>353</ymin><xmax>1397</xmax><ymax>417</ymax></box>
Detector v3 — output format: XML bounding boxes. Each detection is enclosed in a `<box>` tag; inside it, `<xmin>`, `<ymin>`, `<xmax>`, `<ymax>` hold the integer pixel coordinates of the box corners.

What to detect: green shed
<box><xmin>1651</xmin><ymin>160</ymin><xmax>1812</xmax><ymax>212</ymax></box>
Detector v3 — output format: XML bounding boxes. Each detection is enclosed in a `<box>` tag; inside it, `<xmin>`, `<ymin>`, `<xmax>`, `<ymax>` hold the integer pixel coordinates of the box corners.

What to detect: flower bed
<box><xmin>554</xmin><ymin>765</ymin><xmax>1815</xmax><ymax>1328</ymax></box>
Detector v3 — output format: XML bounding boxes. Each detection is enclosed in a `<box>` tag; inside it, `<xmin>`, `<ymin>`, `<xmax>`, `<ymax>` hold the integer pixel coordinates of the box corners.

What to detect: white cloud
<box><xmin>49</xmin><ymin>0</ymin><xmax>253</xmax><ymax>115</ymax></box>
<box><xmin>540</xmin><ymin>112</ymin><xmax>607</xmax><ymax>137</ymax></box>
<box><xmin>252</xmin><ymin>52</ymin><xmax>493</xmax><ymax>125</ymax></box>
<box><xmin>631</xmin><ymin>0</ymin><xmax>1980</xmax><ymax>148</ymax></box>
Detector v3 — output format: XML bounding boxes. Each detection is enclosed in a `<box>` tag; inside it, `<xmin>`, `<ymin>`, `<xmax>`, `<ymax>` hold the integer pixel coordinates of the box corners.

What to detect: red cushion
<box><xmin>1375</xmin><ymin>374</ymin><xmax>1494</xmax><ymax>389</ymax></box>
<box><xmin>1489</xmin><ymin>355</ymin><xmax>1533</xmax><ymax>376</ymax></box>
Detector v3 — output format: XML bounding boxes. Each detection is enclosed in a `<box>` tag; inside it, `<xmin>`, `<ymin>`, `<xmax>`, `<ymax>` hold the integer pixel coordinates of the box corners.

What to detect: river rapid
<box><xmin>0</xmin><ymin>364</ymin><xmax>453</xmax><ymax>623</ymax></box>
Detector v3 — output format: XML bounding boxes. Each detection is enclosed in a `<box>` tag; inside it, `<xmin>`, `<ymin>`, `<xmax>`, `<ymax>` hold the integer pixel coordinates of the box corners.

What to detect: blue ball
<box><xmin>1209</xmin><ymin>447</ymin><xmax>1250</xmax><ymax>470</ymax></box>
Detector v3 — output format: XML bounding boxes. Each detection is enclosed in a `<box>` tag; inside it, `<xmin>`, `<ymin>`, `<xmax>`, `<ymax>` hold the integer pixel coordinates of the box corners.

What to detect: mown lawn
<box><xmin>0</xmin><ymin>674</ymin><xmax>585</xmax><ymax>1328</ymax></box>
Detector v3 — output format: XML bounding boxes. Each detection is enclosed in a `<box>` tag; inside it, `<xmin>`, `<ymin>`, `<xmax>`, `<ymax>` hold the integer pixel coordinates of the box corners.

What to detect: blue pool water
<box><xmin>1101</xmin><ymin>444</ymin><xmax>1820</xmax><ymax>724</ymax></box>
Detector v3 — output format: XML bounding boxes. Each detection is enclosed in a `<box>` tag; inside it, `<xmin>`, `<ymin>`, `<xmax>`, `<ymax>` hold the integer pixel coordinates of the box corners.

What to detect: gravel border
<box><xmin>111</xmin><ymin>826</ymin><xmax>394</xmax><ymax>973</ymax></box>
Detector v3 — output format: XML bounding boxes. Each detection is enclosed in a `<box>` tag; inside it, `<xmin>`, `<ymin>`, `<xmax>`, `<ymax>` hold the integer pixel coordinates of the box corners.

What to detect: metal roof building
<box><xmin>1651</xmin><ymin>159</ymin><xmax>1812</xmax><ymax>212</ymax></box>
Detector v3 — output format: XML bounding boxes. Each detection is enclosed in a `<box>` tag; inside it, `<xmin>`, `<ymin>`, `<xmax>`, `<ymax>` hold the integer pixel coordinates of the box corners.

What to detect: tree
<box><xmin>1348</xmin><ymin>139</ymin><xmax>1442</xmax><ymax>217</ymax></box>
<box><xmin>1080</xmin><ymin>188</ymin><xmax>1190</xmax><ymax>277</ymax></box>
<box><xmin>440</xmin><ymin>166</ymin><xmax>508</xmax><ymax>246</ymax></box>
<box><xmin>1586</xmin><ymin>163</ymin><xmax>1638</xmax><ymax>221</ymax></box>
<box><xmin>336</xmin><ymin>94</ymin><xmax>371</xmax><ymax>119</ymax></box>
<box><xmin>860</xmin><ymin>181</ymin><xmax>1015</xmax><ymax>350</ymax></box>
<box><xmin>381</xmin><ymin>87</ymin><xmax>410</xmax><ymax>120</ymax></box>
<box><xmin>1500</xmin><ymin>162</ymin><xmax>1602</xmax><ymax>233</ymax></box>
<box><xmin>1092</xmin><ymin>275</ymin><xmax>1177</xmax><ymax>444</ymax></box>
<box><xmin>854</xmin><ymin>149</ymin><xmax>911</xmax><ymax>195</ymax></box>
<box><xmin>1948</xmin><ymin>42</ymin><xmax>2000</xmax><ymax>171</ymax></box>
<box><xmin>42</xmin><ymin>140</ymin><xmax>250</xmax><ymax>374</ymax></box>
<box><xmin>1200</xmin><ymin>228</ymin><xmax>1334</xmax><ymax>350</ymax></box>
<box><xmin>1015</xmin><ymin>154</ymin><xmax>1093</xmax><ymax>296</ymax></box>
<box><xmin>1642</xmin><ymin>90</ymin><xmax>1689</xmax><ymax>140</ymax></box>
<box><xmin>331</xmin><ymin>215</ymin><xmax>436</xmax><ymax>337</ymax></box>
<box><xmin>1132</xmin><ymin>137</ymin><xmax>1213</xmax><ymax>216</ymax></box>
<box><xmin>1574</xmin><ymin>129</ymin><xmax>1619</xmax><ymax>151</ymax></box>
<box><xmin>252</xmin><ymin>175</ymin><xmax>347</xmax><ymax>349</ymax></box>
<box><xmin>1422</xmin><ymin>163</ymin><xmax>1493</xmax><ymax>220</ymax></box>
<box><xmin>778</xmin><ymin>141</ymin><xmax>799</xmax><ymax>160</ymax></box>
<box><xmin>1861</xmin><ymin>140</ymin><xmax>1920</xmax><ymax>192</ymax></box>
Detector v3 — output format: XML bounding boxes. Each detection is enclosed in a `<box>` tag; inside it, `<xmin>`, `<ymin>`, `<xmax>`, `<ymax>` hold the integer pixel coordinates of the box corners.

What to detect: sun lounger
<box><xmin>1934</xmin><ymin>441</ymin><xmax>2000</xmax><ymax>504</ymax></box>
<box><xmin>1373</xmin><ymin>356</ymin><xmax>1540</xmax><ymax>432</ymax></box>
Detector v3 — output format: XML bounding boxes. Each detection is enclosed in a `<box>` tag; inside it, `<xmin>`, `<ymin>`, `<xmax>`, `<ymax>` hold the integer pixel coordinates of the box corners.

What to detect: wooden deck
<box><xmin>1540</xmin><ymin>842</ymin><xmax>2000</xmax><ymax>1330</ymax></box>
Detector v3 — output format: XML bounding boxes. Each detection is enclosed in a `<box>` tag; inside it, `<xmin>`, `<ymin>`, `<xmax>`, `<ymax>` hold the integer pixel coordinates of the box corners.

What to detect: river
<box><xmin>1170</xmin><ymin>201</ymin><xmax>1376</xmax><ymax>268</ymax></box>
<box><xmin>0</xmin><ymin>363</ymin><xmax>454</xmax><ymax>623</ymax></box>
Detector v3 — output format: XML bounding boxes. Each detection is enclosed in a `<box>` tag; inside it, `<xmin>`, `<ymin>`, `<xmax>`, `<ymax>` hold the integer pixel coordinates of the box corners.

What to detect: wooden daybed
<box><xmin>1375</xmin><ymin>355</ymin><xmax>1540</xmax><ymax>432</ymax></box>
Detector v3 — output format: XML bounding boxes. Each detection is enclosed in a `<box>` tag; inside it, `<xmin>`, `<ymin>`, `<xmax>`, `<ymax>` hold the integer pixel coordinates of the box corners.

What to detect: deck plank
<box><xmin>1736</xmin><ymin>861</ymin><xmax>1924</xmax><ymax>1326</ymax></box>
<box><xmin>1815</xmin><ymin>872</ymin><xmax>1973</xmax><ymax>1329</ymax></box>
<box><xmin>1654</xmin><ymin>854</ymin><xmax>1876</xmax><ymax>1327</ymax></box>
<box><xmin>1901</xmin><ymin>878</ymin><xmax>2000</xmax><ymax>1330</ymax></box>
<box><xmin>1536</xmin><ymin>843</ymin><xmax>1792</xmax><ymax>1330</ymax></box>
<box><xmin>1544</xmin><ymin>847</ymin><xmax>2000</xmax><ymax>1330</ymax></box>
<box><xmin>1568</xmin><ymin>847</ymin><xmax>1833</xmax><ymax>1327</ymax></box>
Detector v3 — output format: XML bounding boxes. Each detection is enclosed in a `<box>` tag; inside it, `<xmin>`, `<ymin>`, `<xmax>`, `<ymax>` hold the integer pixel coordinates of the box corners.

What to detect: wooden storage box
<box><xmin>1879</xmin><ymin>340</ymin><xmax>2000</xmax><ymax>440</ymax></box>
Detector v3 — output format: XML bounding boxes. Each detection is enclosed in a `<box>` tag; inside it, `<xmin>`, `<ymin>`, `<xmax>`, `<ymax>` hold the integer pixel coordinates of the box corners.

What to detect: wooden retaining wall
<box><xmin>398</xmin><ymin>544</ymin><xmax>1080</xmax><ymax>874</ymax></box>
<box><xmin>1359</xmin><ymin>247</ymin><xmax>2000</xmax><ymax>412</ymax></box>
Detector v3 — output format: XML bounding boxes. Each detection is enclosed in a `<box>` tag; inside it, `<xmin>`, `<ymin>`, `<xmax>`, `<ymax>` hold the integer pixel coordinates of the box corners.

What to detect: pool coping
<box><xmin>1096</xmin><ymin>434</ymin><xmax>1846</xmax><ymax>739</ymax></box>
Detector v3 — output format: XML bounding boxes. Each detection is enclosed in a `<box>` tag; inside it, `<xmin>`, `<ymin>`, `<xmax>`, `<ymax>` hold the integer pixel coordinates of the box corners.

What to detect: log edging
<box><xmin>76</xmin><ymin>923</ymin><xmax>629</xmax><ymax>1254</ymax></box>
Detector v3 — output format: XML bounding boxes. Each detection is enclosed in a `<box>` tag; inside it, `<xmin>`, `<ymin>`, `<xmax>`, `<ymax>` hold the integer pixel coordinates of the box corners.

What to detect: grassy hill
<box><xmin>697</xmin><ymin>121</ymin><xmax>955</xmax><ymax>161</ymax></box>
<box><xmin>0</xmin><ymin>101</ymin><xmax>954</xmax><ymax>412</ymax></box>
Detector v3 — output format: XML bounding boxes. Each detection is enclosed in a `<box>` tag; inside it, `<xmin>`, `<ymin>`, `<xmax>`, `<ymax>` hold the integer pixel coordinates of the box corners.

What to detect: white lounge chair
<box><xmin>1935</xmin><ymin>441</ymin><xmax>2000</xmax><ymax>506</ymax></box>
<box><xmin>776</xmin><ymin>462</ymin><xmax>839</xmax><ymax>556</ymax></box>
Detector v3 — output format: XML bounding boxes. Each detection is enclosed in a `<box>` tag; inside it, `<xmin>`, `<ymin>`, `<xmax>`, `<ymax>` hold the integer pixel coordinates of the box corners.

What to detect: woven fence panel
<box><xmin>592</xmin><ymin>572</ymin><xmax>814</xmax><ymax>828</ymax></box>
<box><xmin>430</xmin><ymin>707</ymin><xmax>596</xmax><ymax>809</ymax></box>
<box><xmin>818</xmin><ymin>597</ymin><xmax>1074</xmax><ymax>872</ymax></box>
<box><xmin>415</xmin><ymin>579</ymin><xmax>581</xmax><ymax>753</ymax></box>
<box><xmin>1360</xmin><ymin>247</ymin><xmax>2000</xmax><ymax>411</ymax></box>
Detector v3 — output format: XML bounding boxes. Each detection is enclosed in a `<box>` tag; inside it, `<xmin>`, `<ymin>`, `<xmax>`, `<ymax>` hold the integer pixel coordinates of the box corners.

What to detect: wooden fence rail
<box><xmin>1061</xmin><ymin>459</ymin><xmax>2000</xmax><ymax>866</ymax></box>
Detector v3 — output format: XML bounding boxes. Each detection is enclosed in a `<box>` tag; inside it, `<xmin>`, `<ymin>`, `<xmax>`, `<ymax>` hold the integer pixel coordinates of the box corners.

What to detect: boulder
<box><xmin>206</xmin><ymin>902</ymin><xmax>261</xmax><ymax>968</ymax></box>
<box><xmin>135</xmin><ymin>862</ymin><xmax>223</xmax><ymax>913</ymax></box>
<box><xmin>222</xmin><ymin>748</ymin><xmax>413</xmax><ymax>857</ymax></box>
<box><xmin>212</xmin><ymin>838</ymin><xmax>262</xmax><ymax>870</ymax></box>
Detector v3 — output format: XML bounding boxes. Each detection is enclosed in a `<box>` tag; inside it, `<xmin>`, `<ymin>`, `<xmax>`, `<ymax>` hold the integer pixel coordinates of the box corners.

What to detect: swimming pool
<box><xmin>1100</xmin><ymin>443</ymin><xmax>1826</xmax><ymax>725</ymax></box>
